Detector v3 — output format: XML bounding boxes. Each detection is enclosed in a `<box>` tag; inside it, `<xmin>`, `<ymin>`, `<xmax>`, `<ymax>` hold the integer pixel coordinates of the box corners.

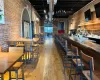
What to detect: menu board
<box><xmin>0</xmin><ymin>0</ymin><xmax>5</xmax><ymax>24</ymax></box>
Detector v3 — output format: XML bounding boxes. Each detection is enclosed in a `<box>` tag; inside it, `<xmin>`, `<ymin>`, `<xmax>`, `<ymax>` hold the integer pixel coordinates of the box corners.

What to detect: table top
<box><xmin>7</xmin><ymin>38</ymin><xmax>40</xmax><ymax>42</ymax></box>
<box><xmin>7</xmin><ymin>38</ymin><xmax>33</xmax><ymax>42</ymax></box>
<box><xmin>0</xmin><ymin>52</ymin><xmax>24</xmax><ymax>74</ymax></box>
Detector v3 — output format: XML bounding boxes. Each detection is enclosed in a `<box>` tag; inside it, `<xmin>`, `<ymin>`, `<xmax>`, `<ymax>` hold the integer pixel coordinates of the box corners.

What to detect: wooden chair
<box><xmin>24</xmin><ymin>41</ymin><xmax>38</xmax><ymax>64</ymax></box>
<box><xmin>8</xmin><ymin>47</ymin><xmax>24</xmax><ymax>80</ymax></box>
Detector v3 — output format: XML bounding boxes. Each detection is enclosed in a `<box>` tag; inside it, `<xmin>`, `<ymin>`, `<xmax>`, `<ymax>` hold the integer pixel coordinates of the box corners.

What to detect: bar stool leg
<box><xmin>69</xmin><ymin>63</ymin><xmax>73</xmax><ymax>80</ymax></box>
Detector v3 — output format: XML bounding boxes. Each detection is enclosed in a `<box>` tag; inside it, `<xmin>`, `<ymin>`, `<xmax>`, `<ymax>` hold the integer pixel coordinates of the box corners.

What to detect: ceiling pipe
<box><xmin>47</xmin><ymin>0</ymin><xmax>57</xmax><ymax>22</ymax></box>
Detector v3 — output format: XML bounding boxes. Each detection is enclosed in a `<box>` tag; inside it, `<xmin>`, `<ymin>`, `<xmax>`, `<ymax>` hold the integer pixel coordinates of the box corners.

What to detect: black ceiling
<box><xmin>29</xmin><ymin>0</ymin><xmax>92</xmax><ymax>18</ymax></box>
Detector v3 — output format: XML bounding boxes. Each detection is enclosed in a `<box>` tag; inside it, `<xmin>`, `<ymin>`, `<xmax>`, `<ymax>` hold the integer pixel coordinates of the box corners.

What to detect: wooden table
<box><xmin>0</xmin><ymin>52</ymin><xmax>24</xmax><ymax>75</ymax></box>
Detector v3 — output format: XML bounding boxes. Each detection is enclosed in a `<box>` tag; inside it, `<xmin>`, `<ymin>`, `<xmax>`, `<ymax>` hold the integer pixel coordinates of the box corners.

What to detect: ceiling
<box><xmin>29</xmin><ymin>0</ymin><xmax>92</xmax><ymax>18</ymax></box>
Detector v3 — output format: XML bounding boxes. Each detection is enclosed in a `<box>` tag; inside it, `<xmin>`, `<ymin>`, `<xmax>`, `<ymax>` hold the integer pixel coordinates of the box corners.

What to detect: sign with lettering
<box><xmin>0</xmin><ymin>0</ymin><xmax>5</xmax><ymax>24</ymax></box>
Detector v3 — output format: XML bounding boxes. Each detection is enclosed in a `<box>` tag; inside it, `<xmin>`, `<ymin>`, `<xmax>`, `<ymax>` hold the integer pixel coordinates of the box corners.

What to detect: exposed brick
<box><xmin>0</xmin><ymin>0</ymin><xmax>40</xmax><ymax>51</ymax></box>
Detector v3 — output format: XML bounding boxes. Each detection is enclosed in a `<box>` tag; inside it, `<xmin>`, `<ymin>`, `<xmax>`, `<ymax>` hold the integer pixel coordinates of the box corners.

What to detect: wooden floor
<box><xmin>24</xmin><ymin>37</ymin><xmax>68</xmax><ymax>80</ymax></box>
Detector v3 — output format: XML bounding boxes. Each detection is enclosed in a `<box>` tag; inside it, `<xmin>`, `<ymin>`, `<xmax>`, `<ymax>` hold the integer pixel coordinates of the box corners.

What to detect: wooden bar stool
<box><xmin>63</xmin><ymin>44</ymin><xmax>76</xmax><ymax>68</ymax></box>
<box><xmin>79</xmin><ymin>51</ymin><xmax>99</xmax><ymax>80</ymax></box>
<box><xmin>68</xmin><ymin>44</ymin><xmax>81</xmax><ymax>80</ymax></box>
<box><xmin>8</xmin><ymin>47</ymin><xmax>24</xmax><ymax>80</ymax></box>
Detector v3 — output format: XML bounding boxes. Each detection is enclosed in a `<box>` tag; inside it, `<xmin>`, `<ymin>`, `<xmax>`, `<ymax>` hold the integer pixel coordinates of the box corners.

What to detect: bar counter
<box><xmin>62</xmin><ymin>36</ymin><xmax>100</xmax><ymax>79</ymax></box>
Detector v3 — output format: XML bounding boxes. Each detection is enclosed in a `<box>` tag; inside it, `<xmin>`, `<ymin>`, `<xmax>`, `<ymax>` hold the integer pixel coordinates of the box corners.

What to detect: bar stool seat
<box><xmin>82</xmin><ymin>71</ymin><xmax>99</xmax><ymax>80</ymax></box>
<box><xmin>72</xmin><ymin>59</ymin><xmax>84</xmax><ymax>67</ymax></box>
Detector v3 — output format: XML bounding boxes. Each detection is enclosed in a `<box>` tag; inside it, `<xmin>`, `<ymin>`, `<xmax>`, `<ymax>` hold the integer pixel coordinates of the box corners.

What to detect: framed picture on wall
<box><xmin>0</xmin><ymin>0</ymin><xmax>5</xmax><ymax>24</ymax></box>
<box><xmin>58</xmin><ymin>22</ymin><xmax>65</xmax><ymax>34</ymax></box>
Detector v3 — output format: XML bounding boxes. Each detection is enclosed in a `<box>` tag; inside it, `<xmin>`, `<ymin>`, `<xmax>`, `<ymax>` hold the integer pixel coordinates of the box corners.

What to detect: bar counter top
<box><xmin>62</xmin><ymin>36</ymin><xmax>100</xmax><ymax>79</ymax></box>
<box><xmin>69</xmin><ymin>36</ymin><xmax>100</xmax><ymax>54</ymax></box>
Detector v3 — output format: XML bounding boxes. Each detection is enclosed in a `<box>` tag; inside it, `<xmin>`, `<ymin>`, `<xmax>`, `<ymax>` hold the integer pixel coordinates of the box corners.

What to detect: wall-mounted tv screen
<box><xmin>94</xmin><ymin>2</ymin><xmax>100</xmax><ymax>18</ymax></box>
<box><xmin>84</xmin><ymin>9</ymin><xmax>91</xmax><ymax>22</ymax></box>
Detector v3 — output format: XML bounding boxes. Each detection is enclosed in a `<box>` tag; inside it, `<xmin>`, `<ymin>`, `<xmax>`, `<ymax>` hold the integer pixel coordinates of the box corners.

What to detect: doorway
<box><xmin>22</xmin><ymin>8</ymin><xmax>30</xmax><ymax>38</ymax></box>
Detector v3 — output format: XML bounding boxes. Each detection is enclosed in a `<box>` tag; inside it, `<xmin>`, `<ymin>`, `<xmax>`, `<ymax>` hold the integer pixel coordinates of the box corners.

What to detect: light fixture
<box><xmin>54</xmin><ymin>0</ymin><xmax>57</xmax><ymax>5</ymax></box>
<box><xmin>44</xmin><ymin>10</ymin><xmax>46</xmax><ymax>13</ymax></box>
<box><xmin>45</xmin><ymin>15</ymin><xmax>48</xmax><ymax>19</ymax></box>
<box><xmin>36</xmin><ymin>18</ymin><xmax>39</xmax><ymax>21</ymax></box>
<box><xmin>47</xmin><ymin>0</ymin><xmax>57</xmax><ymax>4</ymax></box>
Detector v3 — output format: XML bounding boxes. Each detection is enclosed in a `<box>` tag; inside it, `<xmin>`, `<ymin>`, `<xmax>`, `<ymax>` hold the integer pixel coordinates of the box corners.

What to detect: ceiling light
<box><xmin>47</xmin><ymin>0</ymin><xmax>57</xmax><ymax>4</ymax></box>
<box><xmin>45</xmin><ymin>15</ymin><xmax>48</xmax><ymax>19</ymax></box>
<box><xmin>54</xmin><ymin>0</ymin><xmax>57</xmax><ymax>5</ymax></box>
<box><xmin>44</xmin><ymin>10</ymin><xmax>46</xmax><ymax>13</ymax></box>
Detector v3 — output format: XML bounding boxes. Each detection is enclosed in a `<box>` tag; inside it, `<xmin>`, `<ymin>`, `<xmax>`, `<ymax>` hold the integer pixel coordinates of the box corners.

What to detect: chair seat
<box><xmin>82</xmin><ymin>70</ymin><xmax>99</xmax><ymax>80</ymax></box>
<box><xmin>10</xmin><ymin>62</ymin><xmax>23</xmax><ymax>70</ymax></box>
<box><xmin>73</xmin><ymin>59</ymin><xmax>84</xmax><ymax>66</ymax></box>
<box><xmin>13</xmin><ymin>62</ymin><xmax>23</xmax><ymax>67</ymax></box>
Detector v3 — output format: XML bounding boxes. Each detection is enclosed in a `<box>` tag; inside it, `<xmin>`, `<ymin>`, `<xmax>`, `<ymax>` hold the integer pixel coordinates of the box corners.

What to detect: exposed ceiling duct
<box><xmin>47</xmin><ymin>0</ymin><xmax>57</xmax><ymax>22</ymax></box>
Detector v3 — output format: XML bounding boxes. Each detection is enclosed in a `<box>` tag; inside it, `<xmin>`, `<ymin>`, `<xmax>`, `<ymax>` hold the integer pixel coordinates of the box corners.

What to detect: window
<box><xmin>44</xmin><ymin>27</ymin><xmax>53</xmax><ymax>33</ymax></box>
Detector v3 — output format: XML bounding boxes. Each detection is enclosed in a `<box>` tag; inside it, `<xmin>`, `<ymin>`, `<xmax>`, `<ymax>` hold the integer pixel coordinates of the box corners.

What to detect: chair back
<box><xmin>71</xmin><ymin>44</ymin><xmax>78</xmax><ymax>56</ymax></box>
<box><xmin>24</xmin><ymin>41</ymin><xmax>33</xmax><ymax>52</ymax></box>
<box><xmin>9</xmin><ymin>47</ymin><xmax>24</xmax><ymax>53</ymax></box>
<box><xmin>80</xmin><ymin>51</ymin><xmax>94</xmax><ymax>80</ymax></box>
<box><xmin>80</xmin><ymin>51</ymin><xmax>94</xmax><ymax>71</ymax></box>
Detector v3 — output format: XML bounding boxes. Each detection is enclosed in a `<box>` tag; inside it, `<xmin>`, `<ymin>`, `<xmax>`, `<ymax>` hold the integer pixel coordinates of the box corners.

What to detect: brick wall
<box><xmin>0</xmin><ymin>0</ymin><xmax>40</xmax><ymax>51</ymax></box>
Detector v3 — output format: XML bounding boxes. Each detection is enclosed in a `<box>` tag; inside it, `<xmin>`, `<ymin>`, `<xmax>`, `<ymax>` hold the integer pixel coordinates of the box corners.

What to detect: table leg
<box><xmin>9</xmin><ymin>71</ymin><xmax>11</xmax><ymax>80</ymax></box>
<box><xmin>15</xmin><ymin>71</ymin><xmax>18</xmax><ymax>80</ymax></box>
<box><xmin>1</xmin><ymin>74</ymin><xmax>4</xmax><ymax>80</ymax></box>
<box><xmin>22</xmin><ymin>66</ymin><xmax>24</xmax><ymax>80</ymax></box>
